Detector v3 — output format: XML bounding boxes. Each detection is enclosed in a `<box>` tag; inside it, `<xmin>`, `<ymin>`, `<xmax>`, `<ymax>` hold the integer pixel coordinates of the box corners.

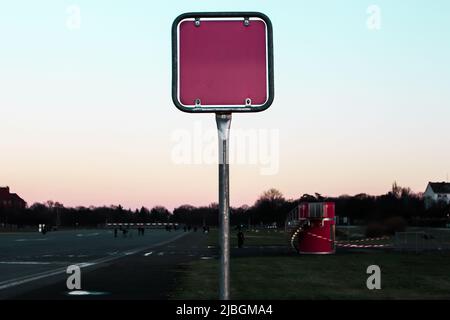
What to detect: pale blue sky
<box><xmin>1</xmin><ymin>1</ymin><xmax>449</xmax><ymax>209</ymax></box>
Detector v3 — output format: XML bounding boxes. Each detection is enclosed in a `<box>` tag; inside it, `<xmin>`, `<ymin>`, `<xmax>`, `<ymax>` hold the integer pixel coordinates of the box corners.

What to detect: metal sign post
<box><xmin>172</xmin><ymin>12</ymin><xmax>274</xmax><ymax>300</ymax></box>
<box><xmin>216</xmin><ymin>113</ymin><xmax>232</xmax><ymax>300</ymax></box>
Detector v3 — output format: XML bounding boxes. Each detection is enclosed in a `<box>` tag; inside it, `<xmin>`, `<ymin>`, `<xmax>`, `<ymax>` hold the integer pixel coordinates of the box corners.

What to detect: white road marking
<box><xmin>77</xmin><ymin>262</ymin><xmax>94</xmax><ymax>267</ymax></box>
<box><xmin>67</xmin><ymin>290</ymin><xmax>108</xmax><ymax>296</ymax></box>
<box><xmin>0</xmin><ymin>268</ymin><xmax>69</xmax><ymax>291</ymax></box>
<box><xmin>144</xmin><ymin>252</ymin><xmax>153</xmax><ymax>256</ymax></box>
<box><xmin>15</xmin><ymin>239</ymin><xmax>48</xmax><ymax>242</ymax></box>
<box><xmin>76</xmin><ymin>233</ymin><xmax>100</xmax><ymax>237</ymax></box>
<box><xmin>67</xmin><ymin>290</ymin><xmax>92</xmax><ymax>296</ymax></box>
<box><xmin>157</xmin><ymin>252</ymin><xmax>165</xmax><ymax>256</ymax></box>
<box><xmin>0</xmin><ymin>261</ymin><xmax>52</xmax><ymax>265</ymax></box>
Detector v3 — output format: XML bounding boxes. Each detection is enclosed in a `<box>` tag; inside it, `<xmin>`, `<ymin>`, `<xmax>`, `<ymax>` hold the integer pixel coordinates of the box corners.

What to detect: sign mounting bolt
<box><xmin>195</xmin><ymin>99</ymin><xmax>201</xmax><ymax>107</ymax></box>
<box><xmin>195</xmin><ymin>18</ymin><xmax>201</xmax><ymax>27</ymax></box>
<box><xmin>244</xmin><ymin>17</ymin><xmax>250</xmax><ymax>26</ymax></box>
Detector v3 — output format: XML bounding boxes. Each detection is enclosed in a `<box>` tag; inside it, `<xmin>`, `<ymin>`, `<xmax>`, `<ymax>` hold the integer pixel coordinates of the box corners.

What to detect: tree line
<box><xmin>1</xmin><ymin>183</ymin><xmax>449</xmax><ymax>229</ymax></box>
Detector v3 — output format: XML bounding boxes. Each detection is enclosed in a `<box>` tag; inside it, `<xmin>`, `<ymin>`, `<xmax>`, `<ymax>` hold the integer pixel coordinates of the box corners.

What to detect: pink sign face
<box><xmin>172</xmin><ymin>13</ymin><xmax>273</xmax><ymax>113</ymax></box>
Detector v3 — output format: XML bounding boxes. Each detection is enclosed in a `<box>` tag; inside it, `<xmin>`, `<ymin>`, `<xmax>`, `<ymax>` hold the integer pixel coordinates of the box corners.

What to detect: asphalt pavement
<box><xmin>0</xmin><ymin>229</ymin><xmax>209</xmax><ymax>299</ymax></box>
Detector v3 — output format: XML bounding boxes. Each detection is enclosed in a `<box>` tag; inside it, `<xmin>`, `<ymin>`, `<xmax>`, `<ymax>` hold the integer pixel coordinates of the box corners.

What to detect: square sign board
<box><xmin>172</xmin><ymin>12</ymin><xmax>274</xmax><ymax>113</ymax></box>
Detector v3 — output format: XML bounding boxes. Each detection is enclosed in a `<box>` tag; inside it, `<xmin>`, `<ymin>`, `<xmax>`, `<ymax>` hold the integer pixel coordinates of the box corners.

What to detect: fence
<box><xmin>394</xmin><ymin>230</ymin><xmax>450</xmax><ymax>252</ymax></box>
<box><xmin>105</xmin><ymin>222</ymin><xmax>179</xmax><ymax>229</ymax></box>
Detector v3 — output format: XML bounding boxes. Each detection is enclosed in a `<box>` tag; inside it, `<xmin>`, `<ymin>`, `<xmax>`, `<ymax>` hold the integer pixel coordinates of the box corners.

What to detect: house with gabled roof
<box><xmin>0</xmin><ymin>186</ymin><xmax>27</xmax><ymax>209</ymax></box>
<box><xmin>424</xmin><ymin>182</ymin><xmax>450</xmax><ymax>208</ymax></box>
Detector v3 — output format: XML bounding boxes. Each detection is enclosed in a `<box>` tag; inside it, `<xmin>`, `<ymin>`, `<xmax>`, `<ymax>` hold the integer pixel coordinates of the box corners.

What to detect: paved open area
<box><xmin>0</xmin><ymin>229</ymin><xmax>209</xmax><ymax>299</ymax></box>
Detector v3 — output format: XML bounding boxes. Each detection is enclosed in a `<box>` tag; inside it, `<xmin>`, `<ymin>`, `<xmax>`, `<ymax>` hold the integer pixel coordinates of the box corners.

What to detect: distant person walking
<box><xmin>237</xmin><ymin>230</ymin><xmax>245</xmax><ymax>248</ymax></box>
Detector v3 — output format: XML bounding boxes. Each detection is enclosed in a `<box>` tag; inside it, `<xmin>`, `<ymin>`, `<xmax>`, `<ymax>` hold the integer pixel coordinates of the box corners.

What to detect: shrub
<box><xmin>384</xmin><ymin>216</ymin><xmax>407</xmax><ymax>235</ymax></box>
<box><xmin>365</xmin><ymin>222</ymin><xmax>386</xmax><ymax>238</ymax></box>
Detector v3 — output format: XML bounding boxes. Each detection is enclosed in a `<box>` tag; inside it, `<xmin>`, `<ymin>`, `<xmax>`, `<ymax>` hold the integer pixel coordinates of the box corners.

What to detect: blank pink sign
<box><xmin>178</xmin><ymin>19</ymin><xmax>268</xmax><ymax>106</ymax></box>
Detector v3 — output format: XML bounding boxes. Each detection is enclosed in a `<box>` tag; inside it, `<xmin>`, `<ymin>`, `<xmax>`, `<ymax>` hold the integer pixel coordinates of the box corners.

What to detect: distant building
<box><xmin>424</xmin><ymin>182</ymin><xmax>450</xmax><ymax>209</ymax></box>
<box><xmin>0</xmin><ymin>186</ymin><xmax>27</xmax><ymax>209</ymax></box>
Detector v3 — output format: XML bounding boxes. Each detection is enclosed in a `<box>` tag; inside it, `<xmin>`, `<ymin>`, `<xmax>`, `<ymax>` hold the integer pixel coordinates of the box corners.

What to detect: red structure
<box><xmin>0</xmin><ymin>187</ymin><xmax>27</xmax><ymax>209</ymax></box>
<box><xmin>286</xmin><ymin>202</ymin><xmax>335</xmax><ymax>254</ymax></box>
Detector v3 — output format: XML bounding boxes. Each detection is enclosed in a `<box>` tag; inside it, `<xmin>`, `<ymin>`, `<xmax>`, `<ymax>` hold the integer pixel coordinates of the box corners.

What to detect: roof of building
<box><xmin>9</xmin><ymin>193</ymin><xmax>26</xmax><ymax>203</ymax></box>
<box><xmin>0</xmin><ymin>187</ymin><xmax>26</xmax><ymax>203</ymax></box>
<box><xmin>429</xmin><ymin>182</ymin><xmax>450</xmax><ymax>194</ymax></box>
<box><xmin>0</xmin><ymin>187</ymin><xmax>10</xmax><ymax>196</ymax></box>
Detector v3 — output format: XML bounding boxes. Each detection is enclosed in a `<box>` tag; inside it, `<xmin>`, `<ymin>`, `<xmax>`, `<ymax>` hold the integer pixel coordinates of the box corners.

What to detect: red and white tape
<box><xmin>290</xmin><ymin>228</ymin><xmax>391</xmax><ymax>250</ymax></box>
<box><xmin>336</xmin><ymin>236</ymin><xmax>390</xmax><ymax>243</ymax></box>
<box><xmin>337</xmin><ymin>243</ymin><xmax>390</xmax><ymax>248</ymax></box>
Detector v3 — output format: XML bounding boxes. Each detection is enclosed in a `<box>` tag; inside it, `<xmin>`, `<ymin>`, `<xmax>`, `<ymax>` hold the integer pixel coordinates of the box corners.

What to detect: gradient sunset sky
<box><xmin>1</xmin><ymin>1</ymin><xmax>449</xmax><ymax>210</ymax></box>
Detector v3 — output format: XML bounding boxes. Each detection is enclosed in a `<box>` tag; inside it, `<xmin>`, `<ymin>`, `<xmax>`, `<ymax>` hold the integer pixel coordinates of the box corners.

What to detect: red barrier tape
<box><xmin>290</xmin><ymin>227</ymin><xmax>392</xmax><ymax>250</ymax></box>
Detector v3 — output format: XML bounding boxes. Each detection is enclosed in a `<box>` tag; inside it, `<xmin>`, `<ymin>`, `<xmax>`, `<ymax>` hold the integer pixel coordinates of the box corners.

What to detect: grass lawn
<box><xmin>172</xmin><ymin>229</ymin><xmax>450</xmax><ymax>300</ymax></box>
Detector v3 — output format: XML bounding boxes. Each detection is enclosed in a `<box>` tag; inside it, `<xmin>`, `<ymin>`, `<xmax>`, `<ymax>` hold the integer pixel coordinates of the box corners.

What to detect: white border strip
<box><xmin>176</xmin><ymin>17</ymin><xmax>270</xmax><ymax>108</ymax></box>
